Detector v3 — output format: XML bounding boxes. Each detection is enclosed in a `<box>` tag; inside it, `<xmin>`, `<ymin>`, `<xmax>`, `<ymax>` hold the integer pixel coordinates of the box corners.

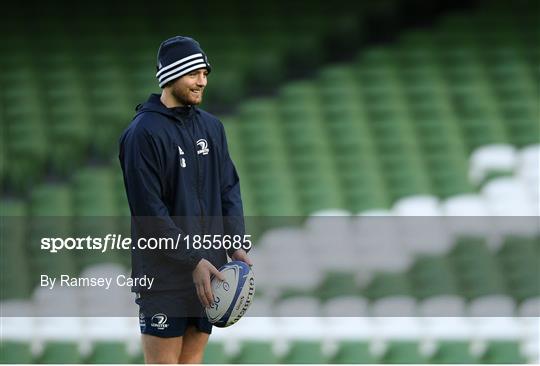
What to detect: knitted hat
<box><xmin>156</xmin><ymin>36</ymin><xmax>211</xmax><ymax>88</ymax></box>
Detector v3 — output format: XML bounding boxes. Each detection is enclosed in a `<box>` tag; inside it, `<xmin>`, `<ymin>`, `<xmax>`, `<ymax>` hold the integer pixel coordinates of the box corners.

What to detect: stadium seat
<box><xmin>316</xmin><ymin>271</ymin><xmax>359</xmax><ymax>300</ymax></box>
<box><xmin>516</xmin><ymin>144</ymin><xmax>540</xmax><ymax>202</ymax></box>
<box><xmin>449</xmin><ymin>237</ymin><xmax>507</xmax><ymax>299</ymax></box>
<box><xmin>371</xmin><ymin>296</ymin><xmax>417</xmax><ymax>317</ymax></box>
<box><xmin>382</xmin><ymin>341</ymin><xmax>427</xmax><ymax>364</ymax></box>
<box><xmin>392</xmin><ymin>195</ymin><xmax>441</xmax><ymax>216</ymax></box>
<box><xmin>430</xmin><ymin>341</ymin><xmax>477</xmax><ymax>363</ymax></box>
<box><xmin>408</xmin><ymin>257</ymin><xmax>460</xmax><ymax>299</ymax></box>
<box><xmin>498</xmin><ymin>236</ymin><xmax>540</xmax><ymax>301</ymax></box>
<box><xmin>365</xmin><ymin>273</ymin><xmax>412</xmax><ymax>301</ymax></box>
<box><xmin>332</xmin><ymin>341</ymin><xmax>376</xmax><ymax>364</ymax></box>
<box><xmin>518</xmin><ymin>296</ymin><xmax>540</xmax><ymax>317</ymax></box>
<box><xmin>482</xmin><ymin>340</ymin><xmax>527</xmax><ymax>364</ymax></box>
<box><xmin>468</xmin><ymin>294</ymin><xmax>516</xmax><ymax>317</ymax></box>
<box><xmin>419</xmin><ymin>295</ymin><xmax>466</xmax><ymax>317</ymax></box>
<box><xmin>203</xmin><ymin>341</ymin><xmax>231</xmax><ymax>364</ymax></box>
<box><xmin>28</xmin><ymin>184</ymin><xmax>77</xmax><ymax>278</ymax></box>
<box><xmin>283</xmin><ymin>340</ymin><xmax>328</xmax><ymax>364</ymax></box>
<box><xmin>39</xmin><ymin>341</ymin><xmax>82</xmax><ymax>364</ymax></box>
<box><xmin>131</xmin><ymin>352</ymin><xmax>145</xmax><ymax>364</ymax></box>
<box><xmin>469</xmin><ymin>144</ymin><xmax>517</xmax><ymax>185</ymax></box>
<box><xmin>0</xmin><ymin>199</ymin><xmax>32</xmax><ymax>299</ymax></box>
<box><xmin>0</xmin><ymin>341</ymin><xmax>34</xmax><ymax>364</ymax></box>
<box><xmin>321</xmin><ymin>296</ymin><xmax>369</xmax><ymax>317</ymax></box>
<box><xmin>87</xmin><ymin>341</ymin><xmax>131</xmax><ymax>364</ymax></box>
<box><xmin>234</xmin><ymin>341</ymin><xmax>278</xmax><ymax>364</ymax></box>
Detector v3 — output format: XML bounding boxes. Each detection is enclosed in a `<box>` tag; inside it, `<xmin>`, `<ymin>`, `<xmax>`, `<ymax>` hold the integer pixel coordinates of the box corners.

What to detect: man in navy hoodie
<box><xmin>119</xmin><ymin>36</ymin><xmax>252</xmax><ymax>364</ymax></box>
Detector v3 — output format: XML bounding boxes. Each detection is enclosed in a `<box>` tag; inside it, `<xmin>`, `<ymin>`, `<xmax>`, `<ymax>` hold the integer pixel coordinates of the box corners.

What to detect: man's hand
<box><xmin>231</xmin><ymin>249</ymin><xmax>253</xmax><ymax>266</ymax></box>
<box><xmin>192</xmin><ymin>259</ymin><xmax>225</xmax><ymax>308</ymax></box>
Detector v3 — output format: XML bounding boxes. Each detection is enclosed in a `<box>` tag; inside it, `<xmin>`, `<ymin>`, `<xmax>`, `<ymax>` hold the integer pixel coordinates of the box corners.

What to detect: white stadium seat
<box><xmin>516</xmin><ymin>144</ymin><xmax>540</xmax><ymax>204</ymax></box>
<box><xmin>1</xmin><ymin>300</ymin><xmax>36</xmax><ymax>341</ymax></box>
<box><xmin>469</xmin><ymin>144</ymin><xmax>517</xmax><ymax>185</ymax></box>
<box><xmin>392</xmin><ymin>195</ymin><xmax>442</xmax><ymax>216</ymax></box>
<box><xmin>468</xmin><ymin>294</ymin><xmax>516</xmax><ymax>317</ymax></box>
<box><xmin>322</xmin><ymin>295</ymin><xmax>369</xmax><ymax>317</ymax></box>
<box><xmin>419</xmin><ymin>294</ymin><xmax>467</xmax><ymax>317</ymax></box>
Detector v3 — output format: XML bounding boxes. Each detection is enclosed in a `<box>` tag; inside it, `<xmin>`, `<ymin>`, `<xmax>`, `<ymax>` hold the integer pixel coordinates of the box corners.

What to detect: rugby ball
<box><xmin>205</xmin><ymin>261</ymin><xmax>255</xmax><ymax>327</ymax></box>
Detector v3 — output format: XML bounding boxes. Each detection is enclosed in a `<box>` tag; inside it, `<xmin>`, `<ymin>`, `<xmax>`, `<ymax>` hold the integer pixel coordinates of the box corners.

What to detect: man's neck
<box><xmin>160</xmin><ymin>91</ymin><xmax>184</xmax><ymax>108</ymax></box>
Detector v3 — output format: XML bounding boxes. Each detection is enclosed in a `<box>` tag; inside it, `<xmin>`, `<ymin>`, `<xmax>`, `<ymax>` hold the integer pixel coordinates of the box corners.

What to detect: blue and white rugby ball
<box><xmin>205</xmin><ymin>261</ymin><xmax>255</xmax><ymax>328</ymax></box>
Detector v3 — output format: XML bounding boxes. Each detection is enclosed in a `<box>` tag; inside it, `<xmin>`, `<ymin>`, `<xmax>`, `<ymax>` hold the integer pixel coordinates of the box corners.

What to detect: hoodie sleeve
<box><xmin>119</xmin><ymin>123</ymin><xmax>203</xmax><ymax>270</ymax></box>
<box><xmin>218</xmin><ymin>123</ymin><xmax>247</xmax><ymax>256</ymax></box>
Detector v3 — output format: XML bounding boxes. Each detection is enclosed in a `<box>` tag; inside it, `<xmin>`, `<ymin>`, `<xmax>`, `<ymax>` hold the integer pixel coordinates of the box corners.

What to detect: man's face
<box><xmin>170</xmin><ymin>68</ymin><xmax>208</xmax><ymax>106</ymax></box>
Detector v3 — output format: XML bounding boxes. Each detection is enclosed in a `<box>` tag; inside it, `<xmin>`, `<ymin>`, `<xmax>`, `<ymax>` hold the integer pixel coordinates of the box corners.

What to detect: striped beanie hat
<box><xmin>156</xmin><ymin>36</ymin><xmax>211</xmax><ymax>88</ymax></box>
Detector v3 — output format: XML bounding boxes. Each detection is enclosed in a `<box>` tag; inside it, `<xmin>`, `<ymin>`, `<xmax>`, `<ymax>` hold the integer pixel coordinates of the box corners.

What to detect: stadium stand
<box><xmin>1</xmin><ymin>0</ymin><xmax>538</xmax><ymax>363</ymax></box>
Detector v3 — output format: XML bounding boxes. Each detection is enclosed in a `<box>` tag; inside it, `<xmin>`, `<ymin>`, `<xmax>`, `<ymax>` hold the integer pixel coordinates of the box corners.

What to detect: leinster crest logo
<box><xmin>197</xmin><ymin>139</ymin><xmax>209</xmax><ymax>155</ymax></box>
<box><xmin>150</xmin><ymin>313</ymin><xmax>169</xmax><ymax>330</ymax></box>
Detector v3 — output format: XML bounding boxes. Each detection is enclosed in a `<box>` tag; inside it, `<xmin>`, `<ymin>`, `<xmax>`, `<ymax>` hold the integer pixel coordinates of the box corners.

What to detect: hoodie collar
<box><xmin>136</xmin><ymin>93</ymin><xmax>199</xmax><ymax>121</ymax></box>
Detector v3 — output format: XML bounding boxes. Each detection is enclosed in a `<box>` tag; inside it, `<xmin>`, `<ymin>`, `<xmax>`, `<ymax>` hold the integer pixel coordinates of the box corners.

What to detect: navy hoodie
<box><xmin>119</xmin><ymin>94</ymin><xmax>245</xmax><ymax>293</ymax></box>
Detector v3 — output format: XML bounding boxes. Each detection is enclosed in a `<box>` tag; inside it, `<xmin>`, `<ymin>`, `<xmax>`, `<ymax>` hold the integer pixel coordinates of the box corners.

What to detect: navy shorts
<box><xmin>136</xmin><ymin>290</ymin><xmax>212</xmax><ymax>337</ymax></box>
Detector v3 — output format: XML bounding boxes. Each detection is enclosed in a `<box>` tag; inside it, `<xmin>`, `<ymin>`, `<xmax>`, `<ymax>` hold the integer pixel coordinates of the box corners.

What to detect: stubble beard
<box><xmin>172</xmin><ymin>86</ymin><xmax>203</xmax><ymax>106</ymax></box>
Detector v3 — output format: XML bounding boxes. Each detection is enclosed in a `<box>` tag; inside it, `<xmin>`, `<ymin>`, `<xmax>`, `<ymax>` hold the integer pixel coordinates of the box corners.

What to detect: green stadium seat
<box><xmin>0</xmin><ymin>341</ymin><xmax>33</xmax><ymax>363</ymax></box>
<box><xmin>430</xmin><ymin>341</ymin><xmax>477</xmax><ymax>363</ymax></box>
<box><xmin>234</xmin><ymin>341</ymin><xmax>278</xmax><ymax>364</ymax></box>
<box><xmin>87</xmin><ymin>341</ymin><xmax>131</xmax><ymax>364</ymax></box>
<box><xmin>27</xmin><ymin>184</ymin><xmax>76</xmax><ymax>281</ymax></box>
<box><xmin>318</xmin><ymin>64</ymin><xmax>358</xmax><ymax>89</ymax></box>
<box><xmin>316</xmin><ymin>271</ymin><xmax>359</xmax><ymax>300</ymax></box>
<box><xmin>408</xmin><ymin>257</ymin><xmax>460</xmax><ymax>299</ymax></box>
<box><xmin>382</xmin><ymin>341</ymin><xmax>427</xmax><ymax>364</ymax></box>
<box><xmin>131</xmin><ymin>352</ymin><xmax>145</xmax><ymax>364</ymax></box>
<box><xmin>333</xmin><ymin>341</ymin><xmax>376</xmax><ymax>364</ymax></box>
<box><xmin>205</xmin><ymin>68</ymin><xmax>247</xmax><ymax>107</ymax></box>
<box><xmin>283</xmin><ymin>340</ymin><xmax>328</xmax><ymax>364</ymax></box>
<box><xmin>482</xmin><ymin>341</ymin><xmax>526</xmax><ymax>364</ymax></box>
<box><xmin>203</xmin><ymin>342</ymin><xmax>231</xmax><ymax>364</ymax></box>
<box><xmin>72</xmin><ymin>166</ymin><xmax>118</xmax><ymax>216</ymax></box>
<box><xmin>0</xmin><ymin>198</ymin><xmax>26</xmax><ymax>216</ymax></box>
<box><xmin>40</xmin><ymin>341</ymin><xmax>82</xmax><ymax>363</ymax></box>
<box><xmin>72</xmin><ymin>167</ymin><xmax>122</xmax><ymax>267</ymax></box>
<box><xmin>30</xmin><ymin>183</ymin><xmax>72</xmax><ymax>216</ymax></box>
<box><xmin>365</xmin><ymin>273</ymin><xmax>412</xmax><ymax>300</ymax></box>
<box><xmin>0</xmin><ymin>204</ymin><xmax>33</xmax><ymax>299</ymax></box>
<box><xmin>46</xmin><ymin>97</ymin><xmax>89</xmax><ymax>174</ymax></box>
<box><xmin>4</xmin><ymin>111</ymin><xmax>47</xmax><ymax>190</ymax></box>
<box><xmin>282</xmin><ymin>340</ymin><xmax>327</xmax><ymax>364</ymax></box>
<box><xmin>449</xmin><ymin>237</ymin><xmax>508</xmax><ymax>299</ymax></box>
<box><xmin>498</xmin><ymin>236</ymin><xmax>540</xmax><ymax>301</ymax></box>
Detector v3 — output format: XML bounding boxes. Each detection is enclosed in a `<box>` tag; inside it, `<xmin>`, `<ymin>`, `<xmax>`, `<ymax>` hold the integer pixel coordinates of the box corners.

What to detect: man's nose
<box><xmin>197</xmin><ymin>74</ymin><xmax>207</xmax><ymax>86</ymax></box>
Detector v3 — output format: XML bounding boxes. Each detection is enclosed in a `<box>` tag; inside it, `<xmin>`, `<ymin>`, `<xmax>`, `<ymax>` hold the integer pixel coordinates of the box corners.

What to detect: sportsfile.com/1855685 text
<box><xmin>40</xmin><ymin>234</ymin><xmax>252</xmax><ymax>253</ymax></box>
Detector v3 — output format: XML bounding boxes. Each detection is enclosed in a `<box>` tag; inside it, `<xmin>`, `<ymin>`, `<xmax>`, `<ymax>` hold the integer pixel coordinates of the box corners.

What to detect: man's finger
<box><xmin>196</xmin><ymin>283</ymin><xmax>208</xmax><ymax>308</ymax></box>
<box><xmin>204</xmin><ymin>279</ymin><xmax>214</xmax><ymax>307</ymax></box>
<box><xmin>195</xmin><ymin>284</ymin><xmax>204</xmax><ymax>308</ymax></box>
<box><xmin>235</xmin><ymin>252</ymin><xmax>253</xmax><ymax>266</ymax></box>
<box><xmin>211</xmin><ymin>266</ymin><xmax>225</xmax><ymax>281</ymax></box>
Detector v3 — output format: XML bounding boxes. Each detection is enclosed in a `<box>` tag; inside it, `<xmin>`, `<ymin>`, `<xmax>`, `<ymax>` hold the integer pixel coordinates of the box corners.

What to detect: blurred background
<box><xmin>0</xmin><ymin>0</ymin><xmax>539</xmax><ymax>363</ymax></box>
